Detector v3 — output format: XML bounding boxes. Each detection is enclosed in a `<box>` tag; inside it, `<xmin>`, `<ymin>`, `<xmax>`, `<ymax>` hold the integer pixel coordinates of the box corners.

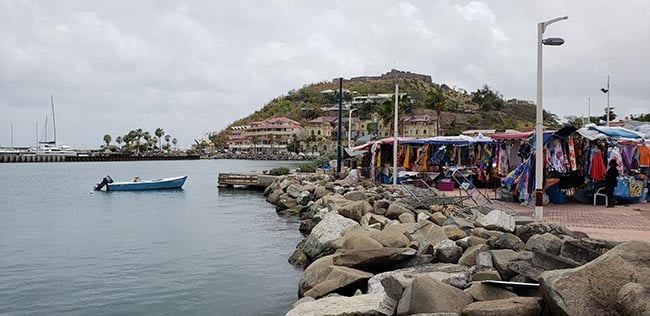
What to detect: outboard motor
<box><xmin>94</xmin><ymin>175</ymin><xmax>114</xmax><ymax>191</ymax></box>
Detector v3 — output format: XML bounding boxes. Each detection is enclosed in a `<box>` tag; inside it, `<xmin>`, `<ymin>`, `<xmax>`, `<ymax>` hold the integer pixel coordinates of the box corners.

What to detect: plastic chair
<box><xmin>593</xmin><ymin>187</ymin><xmax>608</xmax><ymax>206</ymax></box>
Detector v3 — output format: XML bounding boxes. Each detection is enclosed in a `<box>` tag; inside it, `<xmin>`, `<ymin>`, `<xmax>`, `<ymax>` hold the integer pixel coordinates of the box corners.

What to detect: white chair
<box><xmin>593</xmin><ymin>187</ymin><xmax>608</xmax><ymax>206</ymax></box>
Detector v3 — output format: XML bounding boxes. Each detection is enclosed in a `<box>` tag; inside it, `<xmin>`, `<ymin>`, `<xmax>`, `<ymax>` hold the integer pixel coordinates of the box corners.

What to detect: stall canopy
<box><xmin>530</xmin><ymin>125</ymin><xmax>578</xmax><ymax>148</ymax></box>
<box><xmin>400</xmin><ymin>135</ymin><xmax>493</xmax><ymax>146</ymax></box>
<box><xmin>490</xmin><ymin>131</ymin><xmax>534</xmax><ymax>140</ymax></box>
<box><xmin>352</xmin><ymin>137</ymin><xmax>415</xmax><ymax>151</ymax></box>
<box><xmin>576</xmin><ymin>125</ymin><xmax>643</xmax><ymax>141</ymax></box>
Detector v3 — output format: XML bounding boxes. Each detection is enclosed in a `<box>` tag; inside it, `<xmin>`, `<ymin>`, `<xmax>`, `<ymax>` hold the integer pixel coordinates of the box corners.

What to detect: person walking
<box><xmin>604</xmin><ymin>159</ymin><xmax>619</xmax><ymax>208</ymax></box>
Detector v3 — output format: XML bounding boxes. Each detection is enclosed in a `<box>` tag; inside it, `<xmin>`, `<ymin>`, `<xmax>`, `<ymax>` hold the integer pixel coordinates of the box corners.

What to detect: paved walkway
<box><xmin>441</xmin><ymin>187</ymin><xmax>650</xmax><ymax>242</ymax></box>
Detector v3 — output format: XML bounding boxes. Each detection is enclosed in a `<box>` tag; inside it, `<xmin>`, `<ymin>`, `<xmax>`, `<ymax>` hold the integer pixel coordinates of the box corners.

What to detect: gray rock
<box><xmin>408</xmin><ymin>222</ymin><xmax>448</xmax><ymax>247</ymax></box>
<box><xmin>467</xmin><ymin>235</ymin><xmax>488</xmax><ymax>247</ymax></box>
<box><xmin>399</xmin><ymin>212</ymin><xmax>416</xmax><ymax>224</ymax></box>
<box><xmin>289</xmin><ymin>248</ymin><xmax>310</xmax><ymax>268</ymax></box>
<box><xmin>304</xmin><ymin>266</ymin><xmax>373</xmax><ymax>299</ymax></box>
<box><xmin>302</xmin><ymin>213</ymin><xmax>361</xmax><ymax>259</ymax></box>
<box><xmin>370</xmin><ymin>225</ymin><xmax>411</xmax><ymax>248</ymax></box>
<box><xmin>266</xmin><ymin>188</ymin><xmax>283</xmax><ymax>204</ymax></box>
<box><xmin>455</xmin><ymin>237</ymin><xmax>469</xmax><ymax>249</ymax></box>
<box><xmin>444</xmin><ymin>216</ymin><xmax>475</xmax><ymax>233</ymax></box>
<box><xmin>386</xmin><ymin>203</ymin><xmax>415</xmax><ymax>220</ymax></box>
<box><xmin>301</xmin><ymin>183</ymin><xmax>316</xmax><ymax>193</ymax></box>
<box><xmin>559</xmin><ymin>238</ymin><xmax>614</xmax><ymax>264</ymax></box>
<box><xmin>396</xmin><ymin>276</ymin><xmax>473</xmax><ymax>315</ymax></box>
<box><xmin>368</xmin><ymin>263</ymin><xmax>471</xmax><ymax>293</ymax></box>
<box><xmin>457</xmin><ymin>244</ymin><xmax>489</xmax><ymax>267</ymax></box>
<box><xmin>472</xmin><ymin>227</ymin><xmax>503</xmax><ymax>239</ymax></box>
<box><xmin>344</xmin><ymin>191</ymin><xmax>368</xmax><ymax>201</ymax></box>
<box><xmin>464</xmin><ymin>282</ymin><xmax>518</xmax><ymax>301</ymax></box>
<box><xmin>515</xmin><ymin>221</ymin><xmax>575</xmax><ymax>243</ymax></box>
<box><xmin>461</xmin><ymin>297</ymin><xmax>541</xmax><ymax>316</ymax></box>
<box><xmin>339</xmin><ymin>200</ymin><xmax>373</xmax><ymax>221</ymax></box>
<box><xmin>334</xmin><ymin>230</ymin><xmax>384</xmax><ymax>250</ymax></box>
<box><xmin>374</xmin><ymin>199</ymin><xmax>391</xmax><ymax>211</ymax></box>
<box><xmin>276</xmin><ymin>193</ymin><xmax>298</xmax><ymax>211</ymax></box>
<box><xmin>508</xmin><ymin>260</ymin><xmax>545</xmax><ymax>282</ymax></box>
<box><xmin>525</xmin><ymin>232</ymin><xmax>563</xmax><ymax>255</ymax></box>
<box><xmin>443</xmin><ymin>225</ymin><xmax>468</xmax><ymax>241</ymax></box>
<box><xmin>299</xmin><ymin>255</ymin><xmax>336</xmax><ymax>297</ymax></box>
<box><xmin>296</xmin><ymin>191</ymin><xmax>312</xmax><ymax>206</ymax></box>
<box><xmin>540</xmin><ymin>241</ymin><xmax>650</xmax><ymax>316</ymax></box>
<box><xmin>475</xmin><ymin>251</ymin><xmax>494</xmax><ymax>269</ymax></box>
<box><xmin>491</xmin><ymin>249</ymin><xmax>533</xmax><ymax>280</ymax></box>
<box><xmin>416</xmin><ymin>212</ymin><xmax>431</xmax><ymax>223</ymax></box>
<box><xmin>488</xmin><ymin>233</ymin><xmax>525</xmax><ymax>251</ymax></box>
<box><xmin>286</xmin><ymin>293</ymin><xmax>395</xmax><ymax>316</ymax></box>
<box><xmin>429</xmin><ymin>212</ymin><xmax>448</xmax><ymax>226</ymax></box>
<box><xmin>286</xmin><ymin>183</ymin><xmax>303</xmax><ymax>198</ymax></box>
<box><xmin>471</xmin><ymin>269</ymin><xmax>502</xmax><ymax>282</ymax></box>
<box><xmin>618</xmin><ymin>282</ymin><xmax>650</xmax><ymax>316</ymax></box>
<box><xmin>314</xmin><ymin>186</ymin><xmax>331</xmax><ymax>199</ymax></box>
<box><xmin>532</xmin><ymin>250</ymin><xmax>580</xmax><ymax>270</ymax></box>
<box><xmin>333</xmin><ymin>247</ymin><xmax>416</xmax><ymax>273</ymax></box>
<box><xmin>477</xmin><ymin>210</ymin><xmax>515</xmax><ymax>232</ymax></box>
<box><xmin>434</xmin><ymin>239</ymin><xmax>463</xmax><ymax>264</ymax></box>
<box><xmin>291</xmin><ymin>296</ymin><xmax>315</xmax><ymax>309</ymax></box>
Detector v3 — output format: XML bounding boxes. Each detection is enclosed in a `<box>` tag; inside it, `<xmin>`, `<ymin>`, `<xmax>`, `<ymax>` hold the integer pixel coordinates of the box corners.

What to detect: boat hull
<box><xmin>106</xmin><ymin>176</ymin><xmax>187</xmax><ymax>191</ymax></box>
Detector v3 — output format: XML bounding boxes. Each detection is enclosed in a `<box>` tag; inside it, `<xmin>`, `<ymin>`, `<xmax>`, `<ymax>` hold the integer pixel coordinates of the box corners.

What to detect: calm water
<box><xmin>0</xmin><ymin>160</ymin><xmax>304</xmax><ymax>315</ymax></box>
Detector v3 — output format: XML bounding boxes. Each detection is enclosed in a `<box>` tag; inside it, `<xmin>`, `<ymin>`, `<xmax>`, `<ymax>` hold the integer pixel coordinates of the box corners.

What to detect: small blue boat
<box><xmin>94</xmin><ymin>175</ymin><xmax>187</xmax><ymax>191</ymax></box>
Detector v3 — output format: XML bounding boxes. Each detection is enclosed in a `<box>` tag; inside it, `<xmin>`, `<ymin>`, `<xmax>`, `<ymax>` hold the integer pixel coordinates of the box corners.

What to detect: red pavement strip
<box><xmin>439</xmin><ymin>187</ymin><xmax>650</xmax><ymax>242</ymax></box>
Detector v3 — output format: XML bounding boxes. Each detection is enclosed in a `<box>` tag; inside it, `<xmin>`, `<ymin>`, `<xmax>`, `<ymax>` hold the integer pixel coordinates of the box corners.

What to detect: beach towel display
<box><xmin>607</xmin><ymin>146</ymin><xmax>625</xmax><ymax>175</ymax></box>
<box><xmin>567</xmin><ymin>136</ymin><xmax>577</xmax><ymax>171</ymax></box>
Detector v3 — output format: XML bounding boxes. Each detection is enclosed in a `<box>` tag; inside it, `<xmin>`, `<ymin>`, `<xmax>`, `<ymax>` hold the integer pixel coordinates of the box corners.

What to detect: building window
<box><xmin>311</xmin><ymin>130</ymin><xmax>314</xmax><ymax>136</ymax></box>
<box><xmin>317</xmin><ymin>130</ymin><xmax>321</xmax><ymax>135</ymax></box>
<box><xmin>423</xmin><ymin>129</ymin><xmax>427</xmax><ymax>135</ymax></box>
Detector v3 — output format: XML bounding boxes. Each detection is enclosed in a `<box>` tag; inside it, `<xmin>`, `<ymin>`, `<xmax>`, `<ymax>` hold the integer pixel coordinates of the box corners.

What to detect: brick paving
<box><xmin>437</xmin><ymin>187</ymin><xmax>650</xmax><ymax>242</ymax></box>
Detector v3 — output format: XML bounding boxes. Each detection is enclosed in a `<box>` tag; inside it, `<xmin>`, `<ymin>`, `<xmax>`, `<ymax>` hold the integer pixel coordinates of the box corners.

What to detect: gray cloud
<box><xmin>1</xmin><ymin>0</ymin><xmax>648</xmax><ymax>148</ymax></box>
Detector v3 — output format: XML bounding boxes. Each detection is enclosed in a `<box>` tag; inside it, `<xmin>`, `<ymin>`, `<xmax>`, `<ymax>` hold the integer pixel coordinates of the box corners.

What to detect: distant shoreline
<box><xmin>0</xmin><ymin>154</ymin><xmax>200</xmax><ymax>163</ymax></box>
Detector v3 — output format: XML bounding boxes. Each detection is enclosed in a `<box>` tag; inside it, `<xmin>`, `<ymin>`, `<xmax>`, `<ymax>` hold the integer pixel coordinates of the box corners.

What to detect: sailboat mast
<box><xmin>10</xmin><ymin>122</ymin><xmax>13</xmax><ymax>147</ymax></box>
<box><xmin>44</xmin><ymin>115</ymin><xmax>48</xmax><ymax>142</ymax></box>
<box><xmin>51</xmin><ymin>95</ymin><xmax>57</xmax><ymax>144</ymax></box>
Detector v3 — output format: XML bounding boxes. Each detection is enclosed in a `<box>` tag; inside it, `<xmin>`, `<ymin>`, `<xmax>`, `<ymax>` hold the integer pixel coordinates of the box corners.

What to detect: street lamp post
<box><xmin>348</xmin><ymin>108</ymin><xmax>357</xmax><ymax>148</ymax></box>
<box><xmin>535</xmin><ymin>15</ymin><xmax>568</xmax><ymax>220</ymax></box>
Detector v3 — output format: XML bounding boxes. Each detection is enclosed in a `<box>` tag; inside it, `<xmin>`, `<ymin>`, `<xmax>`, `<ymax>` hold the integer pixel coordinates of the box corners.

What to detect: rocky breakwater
<box><xmin>263</xmin><ymin>174</ymin><xmax>650</xmax><ymax>316</ymax></box>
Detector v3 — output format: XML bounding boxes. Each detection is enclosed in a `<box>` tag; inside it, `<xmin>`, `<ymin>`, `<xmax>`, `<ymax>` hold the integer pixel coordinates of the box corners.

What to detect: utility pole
<box><xmin>392</xmin><ymin>84</ymin><xmax>399</xmax><ymax>187</ymax></box>
<box><xmin>336</xmin><ymin>78</ymin><xmax>343</xmax><ymax>173</ymax></box>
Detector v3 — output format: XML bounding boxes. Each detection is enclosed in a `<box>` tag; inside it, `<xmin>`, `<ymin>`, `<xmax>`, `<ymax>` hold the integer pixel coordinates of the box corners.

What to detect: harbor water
<box><xmin>0</xmin><ymin>160</ymin><xmax>304</xmax><ymax>315</ymax></box>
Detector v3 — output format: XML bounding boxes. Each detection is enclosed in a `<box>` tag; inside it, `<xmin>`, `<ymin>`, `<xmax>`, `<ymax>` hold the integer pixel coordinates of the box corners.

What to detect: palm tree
<box><xmin>171</xmin><ymin>138</ymin><xmax>178</xmax><ymax>149</ymax></box>
<box><xmin>115</xmin><ymin>136</ymin><xmax>123</xmax><ymax>149</ymax></box>
<box><xmin>164</xmin><ymin>135</ymin><xmax>171</xmax><ymax>153</ymax></box>
<box><xmin>103</xmin><ymin>134</ymin><xmax>112</xmax><ymax>148</ymax></box>
<box><xmin>155</xmin><ymin>128</ymin><xmax>164</xmax><ymax>150</ymax></box>
<box><xmin>250</xmin><ymin>135</ymin><xmax>259</xmax><ymax>155</ymax></box>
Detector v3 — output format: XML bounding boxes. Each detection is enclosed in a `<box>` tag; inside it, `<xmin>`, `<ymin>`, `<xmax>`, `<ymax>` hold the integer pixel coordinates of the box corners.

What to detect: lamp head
<box><xmin>542</xmin><ymin>37</ymin><xmax>565</xmax><ymax>46</ymax></box>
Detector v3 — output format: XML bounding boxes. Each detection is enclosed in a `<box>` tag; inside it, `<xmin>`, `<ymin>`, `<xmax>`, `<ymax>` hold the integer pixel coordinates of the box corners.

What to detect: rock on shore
<box><xmin>261</xmin><ymin>173</ymin><xmax>647</xmax><ymax>316</ymax></box>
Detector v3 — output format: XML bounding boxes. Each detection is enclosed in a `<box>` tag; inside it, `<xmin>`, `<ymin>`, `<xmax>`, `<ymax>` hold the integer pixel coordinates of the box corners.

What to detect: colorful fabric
<box><xmin>567</xmin><ymin>137</ymin><xmax>577</xmax><ymax>171</ymax></box>
<box><xmin>639</xmin><ymin>145</ymin><xmax>650</xmax><ymax>167</ymax></box>
<box><xmin>403</xmin><ymin>145</ymin><xmax>411</xmax><ymax>170</ymax></box>
<box><xmin>607</xmin><ymin>146</ymin><xmax>625</xmax><ymax>175</ymax></box>
<box><xmin>590</xmin><ymin>151</ymin><xmax>606</xmax><ymax>181</ymax></box>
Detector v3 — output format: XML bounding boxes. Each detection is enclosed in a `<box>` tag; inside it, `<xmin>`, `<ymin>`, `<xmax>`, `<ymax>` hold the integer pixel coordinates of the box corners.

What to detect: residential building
<box><xmin>228</xmin><ymin>117</ymin><xmax>302</xmax><ymax>154</ymax></box>
<box><xmin>401</xmin><ymin>115</ymin><xmax>438</xmax><ymax>138</ymax></box>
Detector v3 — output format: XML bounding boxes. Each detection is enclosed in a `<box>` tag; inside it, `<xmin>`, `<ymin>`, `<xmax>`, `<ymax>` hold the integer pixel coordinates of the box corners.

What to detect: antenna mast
<box><xmin>51</xmin><ymin>95</ymin><xmax>57</xmax><ymax>144</ymax></box>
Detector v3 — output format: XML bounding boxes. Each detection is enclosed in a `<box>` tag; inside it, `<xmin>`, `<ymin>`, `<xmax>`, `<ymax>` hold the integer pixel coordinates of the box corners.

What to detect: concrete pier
<box><xmin>217</xmin><ymin>172</ymin><xmax>278</xmax><ymax>188</ymax></box>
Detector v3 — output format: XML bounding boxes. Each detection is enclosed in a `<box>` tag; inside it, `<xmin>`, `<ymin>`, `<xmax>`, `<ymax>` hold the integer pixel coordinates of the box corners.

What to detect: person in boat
<box><xmin>133</xmin><ymin>176</ymin><xmax>141</xmax><ymax>182</ymax></box>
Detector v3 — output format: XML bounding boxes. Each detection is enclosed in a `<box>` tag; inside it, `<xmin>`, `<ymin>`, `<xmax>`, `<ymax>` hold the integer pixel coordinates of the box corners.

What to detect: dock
<box><xmin>217</xmin><ymin>172</ymin><xmax>278</xmax><ymax>188</ymax></box>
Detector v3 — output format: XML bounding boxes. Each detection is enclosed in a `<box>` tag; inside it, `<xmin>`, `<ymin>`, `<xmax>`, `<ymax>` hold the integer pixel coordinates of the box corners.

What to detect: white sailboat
<box><xmin>31</xmin><ymin>95</ymin><xmax>77</xmax><ymax>156</ymax></box>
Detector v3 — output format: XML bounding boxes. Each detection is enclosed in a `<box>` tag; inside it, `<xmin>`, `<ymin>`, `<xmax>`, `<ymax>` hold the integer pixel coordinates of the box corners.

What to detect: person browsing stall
<box><xmin>604</xmin><ymin>159</ymin><xmax>619</xmax><ymax>208</ymax></box>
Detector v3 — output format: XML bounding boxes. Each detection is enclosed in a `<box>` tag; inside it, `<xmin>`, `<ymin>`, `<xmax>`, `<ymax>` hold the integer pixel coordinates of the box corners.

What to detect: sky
<box><xmin>1</xmin><ymin>0</ymin><xmax>648</xmax><ymax>149</ymax></box>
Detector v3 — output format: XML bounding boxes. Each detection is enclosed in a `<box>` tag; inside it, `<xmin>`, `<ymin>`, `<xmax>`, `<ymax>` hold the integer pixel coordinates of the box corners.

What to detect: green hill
<box><xmin>215</xmin><ymin>69</ymin><xmax>560</xmax><ymax>142</ymax></box>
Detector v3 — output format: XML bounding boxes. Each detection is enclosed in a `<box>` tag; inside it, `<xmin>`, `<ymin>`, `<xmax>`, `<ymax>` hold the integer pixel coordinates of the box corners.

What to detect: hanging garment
<box><xmin>607</xmin><ymin>146</ymin><xmax>625</xmax><ymax>175</ymax></box>
<box><xmin>498</xmin><ymin>144</ymin><xmax>509</xmax><ymax>175</ymax></box>
<box><xmin>590</xmin><ymin>152</ymin><xmax>606</xmax><ymax>181</ymax></box>
<box><xmin>620</xmin><ymin>145</ymin><xmax>637</xmax><ymax>171</ymax></box>
<box><xmin>567</xmin><ymin>137</ymin><xmax>577</xmax><ymax>171</ymax></box>
<box><xmin>639</xmin><ymin>145</ymin><xmax>650</xmax><ymax>167</ymax></box>
<box><xmin>547</xmin><ymin>138</ymin><xmax>568</xmax><ymax>173</ymax></box>
<box><xmin>403</xmin><ymin>145</ymin><xmax>411</xmax><ymax>170</ymax></box>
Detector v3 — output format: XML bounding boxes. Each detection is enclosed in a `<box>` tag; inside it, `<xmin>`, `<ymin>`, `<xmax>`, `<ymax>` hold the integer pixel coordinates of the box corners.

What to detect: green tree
<box><xmin>472</xmin><ymin>85</ymin><xmax>505</xmax><ymax>111</ymax></box>
<box><xmin>425</xmin><ymin>87</ymin><xmax>448</xmax><ymax>136</ymax></box>
<box><xmin>631</xmin><ymin>113</ymin><xmax>650</xmax><ymax>122</ymax></box>
<box><xmin>171</xmin><ymin>138</ymin><xmax>178</xmax><ymax>149</ymax></box>
<box><xmin>115</xmin><ymin>136</ymin><xmax>123</xmax><ymax>149</ymax></box>
<box><xmin>103</xmin><ymin>134</ymin><xmax>112</xmax><ymax>148</ymax></box>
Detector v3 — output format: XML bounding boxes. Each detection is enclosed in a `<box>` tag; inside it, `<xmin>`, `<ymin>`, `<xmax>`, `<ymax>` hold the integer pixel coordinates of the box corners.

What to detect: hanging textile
<box><xmin>415</xmin><ymin>144</ymin><xmax>429</xmax><ymax>171</ymax></box>
<box><xmin>639</xmin><ymin>144</ymin><xmax>650</xmax><ymax>167</ymax></box>
<box><xmin>498</xmin><ymin>144</ymin><xmax>509</xmax><ymax>175</ymax></box>
<box><xmin>619</xmin><ymin>144</ymin><xmax>637</xmax><ymax>171</ymax></box>
<box><xmin>567</xmin><ymin>137</ymin><xmax>577</xmax><ymax>171</ymax></box>
<box><xmin>547</xmin><ymin>138</ymin><xmax>568</xmax><ymax>173</ymax></box>
<box><xmin>607</xmin><ymin>146</ymin><xmax>625</xmax><ymax>175</ymax></box>
<box><xmin>590</xmin><ymin>151</ymin><xmax>606</xmax><ymax>181</ymax></box>
<box><xmin>403</xmin><ymin>145</ymin><xmax>411</xmax><ymax>170</ymax></box>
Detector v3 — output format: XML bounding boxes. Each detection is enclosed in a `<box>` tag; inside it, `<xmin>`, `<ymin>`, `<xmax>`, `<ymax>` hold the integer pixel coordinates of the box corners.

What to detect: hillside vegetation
<box><xmin>215</xmin><ymin>70</ymin><xmax>560</xmax><ymax>142</ymax></box>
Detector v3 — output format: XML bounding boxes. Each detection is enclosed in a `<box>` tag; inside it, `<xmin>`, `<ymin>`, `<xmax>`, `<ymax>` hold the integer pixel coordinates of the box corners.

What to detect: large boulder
<box><xmin>386</xmin><ymin>203</ymin><xmax>415</xmax><ymax>220</ymax></box>
<box><xmin>559</xmin><ymin>238</ymin><xmax>615</xmax><ymax>264</ymax></box>
<box><xmin>339</xmin><ymin>200</ymin><xmax>373</xmax><ymax>221</ymax></box>
<box><xmin>368</xmin><ymin>263</ymin><xmax>471</xmax><ymax>293</ymax></box>
<box><xmin>299</xmin><ymin>255</ymin><xmax>336</xmax><ymax>297</ymax></box>
<box><xmin>314</xmin><ymin>186</ymin><xmax>331</xmax><ymax>199</ymax></box>
<box><xmin>540</xmin><ymin>241</ymin><xmax>650</xmax><ymax>316</ymax></box>
<box><xmin>515</xmin><ymin>221</ymin><xmax>574</xmax><ymax>243</ymax></box>
<box><xmin>302</xmin><ymin>213</ymin><xmax>360</xmax><ymax>259</ymax></box>
<box><xmin>408</xmin><ymin>222</ymin><xmax>449</xmax><ymax>246</ymax></box>
<box><xmin>434</xmin><ymin>239</ymin><xmax>463</xmax><ymax>264</ymax></box>
<box><xmin>333</xmin><ymin>248</ymin><xmax>416</xmax><ymax>273</ymax></box>
<box><xmin>488</xmin><ymin>233</ymin><xmax>525</xmax><ymax>251</ymax></box>
<box><xmin>464</xmin><ymin>282</ymin><xmax>518</xmax><ymax>301</ymax></box>
<box><xmin>477</xmin><ymin>210</ymin><xmax>515</xmax><ymax>232</ymax></box>
<box><xmin>303</xmin><ymin>266</ymin><xmax>373</xmax><ymax>299</ymax></box>
<box><xmin>461</xmin><ymin>297</ymin><xmax>541</xmax><ymax>316</ymax></box>
<box><xmin>287</xmin><ymin>293</ymin><xmax>394</xmax><ymax>316</ymax></box>
<box><xmin>525</xmin><ymin>232</ymin><xmax>563</xmax><ymax>255</ymax></box>
<box><xmin>396</xmin><ymin>276</ymin><xmax>473</xmax><ymax>315</ymax></box>
<box><xmin>618</xmin><ymin>282</ymin><xmax>650</xmax><ymax>316</ymax></box>
<box><xmin>443</xmin><ymin>225</ymin><xmax>468</xmax><ymax>241</ymax></box>
<box><xmin>458</xmin><ymin>244</ymin><xmax>490</xmax><ymax>267</ymax></box>
<box><xmin>286</xmin><ymin>183</ymin><xmax>303</xmax><ymax>198</ymax></box>
<box><xmin>344</xmin><ymin>191</ymin><xmax>368</xmax><ymax>201</ymax></box>
<box><xmin>491</xmin><ymin>249</ymin><xmax>533</xmax><ymax>280</ymax></box>
<box><xmin>370</xmin><ymin>226</ymin><xmax>411</xmax><ymax>248</ymax></box>
<box><xmin>334</xmin><ymin>230</ymin><xmax>384</xmax><ymax>250</ymax></box>
<box><xmin>398</xmin><ymin>212</ymin><xmax>416</xmax><ymax>224</ymax></box>
<box><xmin>266</xmin><ymin>188</ymin><xmax>283</xmax><ymax>204</ymax></box>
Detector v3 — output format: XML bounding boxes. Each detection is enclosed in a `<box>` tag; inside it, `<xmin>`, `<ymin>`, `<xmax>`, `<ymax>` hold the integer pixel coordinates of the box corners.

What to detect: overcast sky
<box><xmin>1</xmin><ymin>0</ymin><xmax>648</xmax><ymax>148</ymax></box>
